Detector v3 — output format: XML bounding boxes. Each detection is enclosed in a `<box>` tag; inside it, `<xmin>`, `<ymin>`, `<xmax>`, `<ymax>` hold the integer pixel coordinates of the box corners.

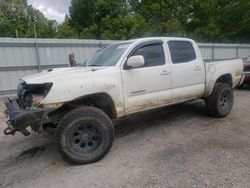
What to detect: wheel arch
<box><xmin>215</xmin><ymin>74</ymin><xmax>233</xmax><ymax>86</ymax></box>
<box><xmin>68</xmin><ymin>92</ymin><xmax>118</xmax><ymax>119</ymax></box>
<box><xmin>205</xmin><ymin>72</ymin><xmax>233</xmax><ymax>97</ymax></box>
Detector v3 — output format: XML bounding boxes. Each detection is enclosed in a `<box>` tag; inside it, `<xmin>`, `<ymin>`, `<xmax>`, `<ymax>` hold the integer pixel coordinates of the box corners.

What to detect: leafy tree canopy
<box><xmin>67</xmin><ymin>0</ymin><xmax>250</xmax><ymax>42</ymax></box>
<box><xmin>0</xmin><ymin>0</ymin><xmax>250</xmax><ymax>43</ymax></box>
<box><xmin>0</xmin><ymin>0</ymin><xmax>56</xmax><ymax>38</ymax></box>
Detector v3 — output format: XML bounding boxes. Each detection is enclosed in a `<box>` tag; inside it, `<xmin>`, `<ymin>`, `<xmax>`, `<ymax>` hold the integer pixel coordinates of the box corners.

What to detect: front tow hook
<box><xmin>4</xmin><ymin>121</ymin><xmax>15</xmax><ymax>135</ymax></box>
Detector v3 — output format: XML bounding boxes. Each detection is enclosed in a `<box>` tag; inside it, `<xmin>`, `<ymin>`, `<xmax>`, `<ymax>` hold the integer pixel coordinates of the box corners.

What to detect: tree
<box><xmin>0</xmin><ymin>0</ymin><xmax>249</xmax><ymax>42</ymax></box>
<box><xmin>219</xmin><ymin>0</ymin><xmax>250</xmax><ymax>42</ymax></box>
<box><xmin>69</xmin><ymin>0</ymin><xmax>148</xmax><ymax>39</ymax></box>
<box><xmin>97</xmin><ymin>14</ymin><xmax>148</xmax><ymax>40</ymax></box>
<box><xmin>69</xmin><ymin>0</ymin><xmax>97</xmax><ymax>32</ymax></box>
<box><xmin>70</xmin><ymin>0</ymin><xmax>250</xmax><ymax>42</ymax></box>
<box><xmin>136</xmin><ymin>0</ymin><xmax>188</xmax><ymax>36</ymax></box>
<box><xmin>0</xmin><ymin>0</ymin><xmax>57</xmax><ymax>38</ymax></box>
<box><xmin>56</xmin><ymin>15</ymin><xmax>78</xmax><ymax>38</ymax></box>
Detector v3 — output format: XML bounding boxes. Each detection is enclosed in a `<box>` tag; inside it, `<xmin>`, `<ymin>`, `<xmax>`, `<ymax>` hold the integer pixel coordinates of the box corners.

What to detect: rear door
<box><xmin>167</xmin><ymin>40</ymin><xmax>205</xmax><ymax>102</ymax></box>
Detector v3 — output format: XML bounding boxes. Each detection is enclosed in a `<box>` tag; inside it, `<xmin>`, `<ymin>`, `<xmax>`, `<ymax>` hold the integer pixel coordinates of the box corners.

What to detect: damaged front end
<box><xmin>3</xmin><ymin>81</ymin><xmax>55</xmax><ymax>136</ymax></box>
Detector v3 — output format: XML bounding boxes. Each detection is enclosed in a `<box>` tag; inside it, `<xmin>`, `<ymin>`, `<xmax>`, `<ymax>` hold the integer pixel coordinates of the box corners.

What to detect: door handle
<box><xmin>161</xmin><ymin>70</ymin><xmax>170</xmax><ymax>75</ymax></box>
<box><xmin>194</xmin><ymin>66</ymin><xmax>202</xmax><ymax>71</ymax></box>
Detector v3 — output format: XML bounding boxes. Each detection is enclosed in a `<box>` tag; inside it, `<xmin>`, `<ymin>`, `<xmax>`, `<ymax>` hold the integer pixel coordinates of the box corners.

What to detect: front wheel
<box><xmin>205</xmin><ymin>82</ymin><xmax>234</xmax><ymax>118</ymax></box>
<box><xmin>56</xmin><ymin>106</ymin><xmax>114</xmax><ymax>165</ymax></box>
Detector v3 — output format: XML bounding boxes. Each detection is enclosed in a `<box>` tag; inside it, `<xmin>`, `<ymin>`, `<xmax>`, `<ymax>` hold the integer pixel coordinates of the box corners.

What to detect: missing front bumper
<box><xmin>3</xmin><ymin>97</ymin><xmax>45</xmax><ymax>136</ymax></box>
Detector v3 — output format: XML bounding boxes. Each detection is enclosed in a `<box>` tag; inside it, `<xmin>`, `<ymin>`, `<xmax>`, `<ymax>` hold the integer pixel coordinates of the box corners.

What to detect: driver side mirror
<box><xmin>126</xmin><ymin>55</ymin><xmax>145</xmax><ymax>69</ymax></box>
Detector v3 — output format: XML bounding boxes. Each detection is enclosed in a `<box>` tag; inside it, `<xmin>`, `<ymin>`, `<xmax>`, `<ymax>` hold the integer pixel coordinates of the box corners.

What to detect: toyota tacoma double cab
<box><xmin>3</xmin><ymin>37</ymin><xmax>244</xmax><ymax>164</ymax></box>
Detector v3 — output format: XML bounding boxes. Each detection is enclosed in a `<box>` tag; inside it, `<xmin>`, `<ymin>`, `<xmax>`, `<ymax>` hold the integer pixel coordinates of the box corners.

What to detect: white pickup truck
<box><xmin>3</xmin><ymin>37</ymin><xmax>244</xmax><ymax>164</ymax></box>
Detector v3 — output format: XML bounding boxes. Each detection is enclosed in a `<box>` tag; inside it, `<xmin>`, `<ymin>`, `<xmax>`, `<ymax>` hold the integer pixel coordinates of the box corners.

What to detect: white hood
<box><xmin>19</xmin><ymin>66</ymin><xmax>121</xmax><ymax>104</ymax></box>
<box><xmin>21</xmin><ymin>67</ymin><xmax>108</xmax><ymax>84</ymax></box>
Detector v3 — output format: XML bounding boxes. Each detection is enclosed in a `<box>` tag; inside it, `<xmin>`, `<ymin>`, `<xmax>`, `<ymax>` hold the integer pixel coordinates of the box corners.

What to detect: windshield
<box><xmin>85</xmin><ymin>42</ymin><xmax>132</xmax><ymax>67</ymax></box>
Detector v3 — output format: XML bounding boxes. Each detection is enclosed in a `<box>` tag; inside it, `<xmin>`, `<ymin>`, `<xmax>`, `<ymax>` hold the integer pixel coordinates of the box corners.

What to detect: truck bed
<box><xmin>204</xmin><ymin>58</ymin><xmax>244</xmax><ymax>96</ymax></box>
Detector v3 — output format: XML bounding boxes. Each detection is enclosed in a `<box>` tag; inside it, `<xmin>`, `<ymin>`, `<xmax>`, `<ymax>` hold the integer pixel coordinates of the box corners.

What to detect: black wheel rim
<box><xmin>219</xmin><ymin>90</ymin><xmax>231</xmax><ymax>109</ymax></box>
<box><xmin>68</xmin><ymin>120</ymin><xmax>102</xmax><ymax>154</ymax></box>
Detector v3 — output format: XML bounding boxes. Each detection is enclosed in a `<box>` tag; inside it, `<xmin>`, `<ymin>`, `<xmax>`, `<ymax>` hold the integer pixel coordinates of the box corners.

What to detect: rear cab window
<box><xmin>168</xmin><ymin>41</ymin><xmax>196</xmax><ymax>64</ymax></box>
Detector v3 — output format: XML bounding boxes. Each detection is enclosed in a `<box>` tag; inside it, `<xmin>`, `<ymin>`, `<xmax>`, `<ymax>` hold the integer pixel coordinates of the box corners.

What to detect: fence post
<box><xmin>34</xmin><ymin>39</ymin><xmax>41</xmax><ymax>72</ymax></box>
<box><xmin>236</xmin><ymin>45</ymin><xmax>239</xmax><ymax>58</ymax></box>
<box><xmin>211</xmin><ymin>45</ymin><xmax>215</xmax><ymax>60</ymax></box>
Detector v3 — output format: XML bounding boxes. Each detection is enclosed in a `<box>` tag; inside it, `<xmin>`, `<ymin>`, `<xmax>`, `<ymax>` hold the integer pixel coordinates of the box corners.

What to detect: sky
<box><xmin>27</xmin><ymin>0</ymin><xmax>71</xmax><ymax>23</ymax></box>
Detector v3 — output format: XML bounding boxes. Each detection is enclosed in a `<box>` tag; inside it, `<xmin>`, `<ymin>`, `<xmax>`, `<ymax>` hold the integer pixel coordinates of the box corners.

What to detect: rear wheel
<box><xmin>205</xmin><ymin>82</ymin><xmax>234</xmax><ymax>118</ymax></box>
<box><xmin>56</xmin><ymin>106</ymin><xmax>114</xmax><ymax>164</ymax></box>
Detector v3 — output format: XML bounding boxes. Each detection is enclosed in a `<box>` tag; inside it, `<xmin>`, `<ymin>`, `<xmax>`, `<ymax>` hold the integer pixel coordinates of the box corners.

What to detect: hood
<box><xmin>21</xmin><ymin>66</ymin><xmax>110</xmax><ymax>84</ymax></box>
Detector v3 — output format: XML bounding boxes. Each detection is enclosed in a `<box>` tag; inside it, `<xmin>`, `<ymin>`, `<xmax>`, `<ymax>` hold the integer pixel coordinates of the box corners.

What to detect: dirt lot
<box><xmin>0</xmin><ymin>88</ymin><xmax>250</xmax><ymax>188</ymax></box>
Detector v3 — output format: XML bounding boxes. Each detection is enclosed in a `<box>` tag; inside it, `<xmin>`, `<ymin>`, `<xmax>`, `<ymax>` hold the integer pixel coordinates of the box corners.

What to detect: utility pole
<box><xmin>33</xmin><ymin>15</ymin><xmax>37</xmax><ymax>38</ymax></box>
<box><xmin>33</xmin><ymin>15</ymin><xmax>41</xmax><ymax>72</ymax></box>
<box><xmin>11</xmin><ymin>2</ymin><xmax>18</xmax><ymax>38</ymax></box>
<box><xmin>15</xmin><ymin>29</ymin><xmax>19</xmax><ymax>38</ymax></box>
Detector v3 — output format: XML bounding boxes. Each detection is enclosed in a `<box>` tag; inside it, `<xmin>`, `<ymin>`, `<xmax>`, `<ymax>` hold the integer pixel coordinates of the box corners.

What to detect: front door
<box><xmin>121</xmin><ymin>41</ymin><xmax>172</xmax><ymax>114</ymax></box>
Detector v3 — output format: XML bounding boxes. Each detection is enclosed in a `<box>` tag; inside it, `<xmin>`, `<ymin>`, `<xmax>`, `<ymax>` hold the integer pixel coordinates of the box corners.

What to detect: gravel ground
<box><xmin>0</xmin><ymin>87</ymin><xmax>250</xmax><ymax>188</ymax></box>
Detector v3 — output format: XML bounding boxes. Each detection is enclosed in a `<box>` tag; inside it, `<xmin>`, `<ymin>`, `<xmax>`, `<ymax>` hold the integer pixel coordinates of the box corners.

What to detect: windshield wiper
<box><xmin>86</xmin><ymin>64</ymin><xmax>105</xmax><ymax>67</ymax></box>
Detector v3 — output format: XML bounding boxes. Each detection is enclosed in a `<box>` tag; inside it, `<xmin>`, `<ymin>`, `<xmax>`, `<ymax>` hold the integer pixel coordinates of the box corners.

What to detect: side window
<box><xmin>168</xmin><ymin>41</ymin><xmax>196</xmax><ymax>64</ymax></box>
<box><xmin>132</xmin><ymin>44</ymin><xmax>165</xmax><ymax>67</ymax></box>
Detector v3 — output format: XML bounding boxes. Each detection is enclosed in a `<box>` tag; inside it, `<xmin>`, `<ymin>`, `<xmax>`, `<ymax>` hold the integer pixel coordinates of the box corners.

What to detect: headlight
<box><xmin>18</xmin><ymin>82</ymin><xmax>53</xmax><ymax>109</ymax></box>
<box><xmin>32</xmin><ymin>95</ymin><xmax>45</xmax><ymax>106</ymax></box>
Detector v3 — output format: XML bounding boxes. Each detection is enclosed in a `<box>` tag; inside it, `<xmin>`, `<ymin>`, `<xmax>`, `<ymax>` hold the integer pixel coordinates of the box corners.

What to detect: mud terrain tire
<box><xmin>56</xmin><ymin>106</ymin><xmax>114</xmax><ymax>165</ymax></box>
<box><xmin>206</xmin><ymin>82</ymin><xmax>234</xmax><ymax>118</ymax></box>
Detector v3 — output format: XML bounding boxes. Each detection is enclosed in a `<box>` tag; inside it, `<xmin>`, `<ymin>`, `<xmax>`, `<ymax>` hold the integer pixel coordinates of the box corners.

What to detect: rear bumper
<box><xmin>3</xmin><ymin>96</ymin><xmax>45</xmax><ymax>136</ymax></box>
